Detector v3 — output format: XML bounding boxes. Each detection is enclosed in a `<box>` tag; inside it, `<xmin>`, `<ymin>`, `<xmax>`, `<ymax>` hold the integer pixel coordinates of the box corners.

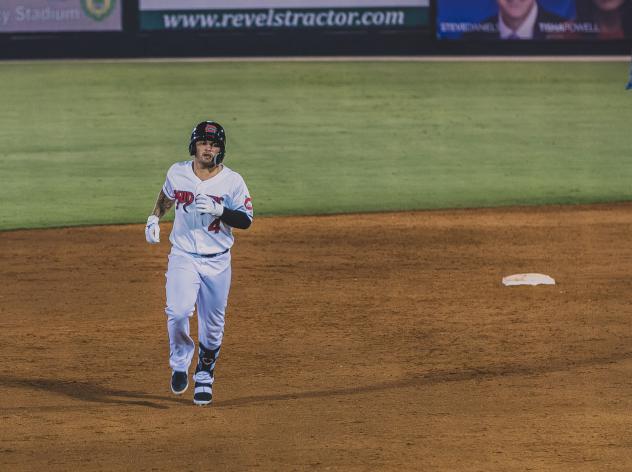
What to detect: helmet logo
<box><xmin>205</xmin><ymin>124</ymin><xmax>218</xmax><ymax>134</ymax></box>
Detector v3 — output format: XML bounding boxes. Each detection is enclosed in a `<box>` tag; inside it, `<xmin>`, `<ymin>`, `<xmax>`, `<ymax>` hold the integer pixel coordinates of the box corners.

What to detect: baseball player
<box><xmin>145</xmin><ymin>121</ymin><xmax>253</xmax><ymax>406</ymax></box>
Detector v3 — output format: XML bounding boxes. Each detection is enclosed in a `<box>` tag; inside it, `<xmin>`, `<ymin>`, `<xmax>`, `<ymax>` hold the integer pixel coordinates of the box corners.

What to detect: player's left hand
<box><xmin>195</xmin><ymin>194</ymin><xmax>224</xmax><ymax>217</ymax></box>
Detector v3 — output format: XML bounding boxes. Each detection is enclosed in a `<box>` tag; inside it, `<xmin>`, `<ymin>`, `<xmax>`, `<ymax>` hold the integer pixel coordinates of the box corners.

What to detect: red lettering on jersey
<box><xmin>210</xmin><ymin>195</ymin><xmax>224</xmax><ymax>204</ymax></box>
<box><xmin>244</xmin><ymin>197</ymin><xmax>253</xmax><ymax>211</ymax></box>
<box><xmin>208</xmin><ymin>218</ymin><xmax>221</xmax><ymax>234</ymax></box>
<box><xmin>174</xmin><ymin>190</ymin><xmax>195</xmax><ymax>212</ymax></box>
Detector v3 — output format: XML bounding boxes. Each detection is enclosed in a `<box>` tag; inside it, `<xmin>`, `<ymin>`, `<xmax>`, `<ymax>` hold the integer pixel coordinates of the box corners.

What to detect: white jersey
<box><xmin>162</xmin><ymin>161</ymin><xmax>253</xmax><ymax>256</ymax></box>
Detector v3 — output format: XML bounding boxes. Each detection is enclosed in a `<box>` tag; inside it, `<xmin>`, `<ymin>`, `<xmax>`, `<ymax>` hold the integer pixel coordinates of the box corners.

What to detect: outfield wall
<box><xmin>0</xmin><ymin>0</ymin><xmax>629</xmax><ymax>59</ymax></box>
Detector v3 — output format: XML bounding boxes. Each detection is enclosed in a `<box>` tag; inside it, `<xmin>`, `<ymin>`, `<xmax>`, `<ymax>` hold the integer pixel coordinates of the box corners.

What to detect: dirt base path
<box><xmin>2</xmin><ymin>204</ymin><xmax>632</xmax><ymax>471</ymax></box>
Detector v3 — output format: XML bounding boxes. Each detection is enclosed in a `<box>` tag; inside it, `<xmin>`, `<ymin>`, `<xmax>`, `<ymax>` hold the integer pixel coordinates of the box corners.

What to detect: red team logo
<box><xmin>173</xmin><ymin>192</ymin><xmax>250</xmax><ymax>233</ymax></box>
<box><xmin>174</xmin><ymin>190</ymin><xmax>194</xmax><ymax>212</ymax></box>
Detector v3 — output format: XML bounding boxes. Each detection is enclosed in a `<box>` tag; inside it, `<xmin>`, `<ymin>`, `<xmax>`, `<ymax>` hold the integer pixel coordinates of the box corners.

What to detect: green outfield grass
<box><xmin>0</xmin><ymin>60</ymin><xmax>630</xmax><ymax>230</ymax></box>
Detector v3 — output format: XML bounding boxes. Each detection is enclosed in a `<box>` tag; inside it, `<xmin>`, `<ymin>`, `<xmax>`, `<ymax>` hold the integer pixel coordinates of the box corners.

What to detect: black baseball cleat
<box><xmin>193</xmin><ymin>382</ymin><xmax>212</xmax><ymax>406</ymax></box>
<box><xmin>171</xmin><ymin>371</ymin><xmax>188</xmax><ymax>395</ymax></box>
<box><xmin>193</xmin><ymin>343</ymin><xmax>219</xmax><ymax>406</ymax></box>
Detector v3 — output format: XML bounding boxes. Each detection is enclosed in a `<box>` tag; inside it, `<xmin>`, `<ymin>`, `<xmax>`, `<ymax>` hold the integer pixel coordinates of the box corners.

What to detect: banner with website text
<box><xmin>0</xmin><ymin>0</ymin><xmax>122</xmax><ymax>33</ymax></box>
<box><xmin>437</xmin><ymin>0</ymin><xmax>631</xmax><ymax>40</ymax></box>
<box><xmin>139</xmin><ymin>0</ymin><xmax>430</xmax><ymax>31</ymax></box>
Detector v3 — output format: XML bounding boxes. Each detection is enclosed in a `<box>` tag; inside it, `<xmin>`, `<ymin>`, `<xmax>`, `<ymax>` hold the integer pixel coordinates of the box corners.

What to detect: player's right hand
<box><xmin>145</xmin><ymin>215</ymin><xmax>160</xmax><ymax>244</ymax></box>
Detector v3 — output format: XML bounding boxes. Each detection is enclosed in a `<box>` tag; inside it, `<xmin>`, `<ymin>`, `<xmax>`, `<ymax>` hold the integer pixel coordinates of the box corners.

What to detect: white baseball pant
<box><xmin>164</xmin><ymin>246</ymin><xmax>231</xmax><ymax>376</ymax></box>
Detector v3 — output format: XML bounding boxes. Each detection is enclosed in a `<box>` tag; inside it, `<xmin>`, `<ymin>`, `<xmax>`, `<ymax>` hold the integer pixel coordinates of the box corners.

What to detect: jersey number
<box><xmin>208</xmin><ymin>218</ymin><xmax>221</xmax><ymax>234</ymax></box>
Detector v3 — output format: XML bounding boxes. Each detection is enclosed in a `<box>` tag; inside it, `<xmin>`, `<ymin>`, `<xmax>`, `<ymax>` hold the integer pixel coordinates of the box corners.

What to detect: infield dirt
<box><xmin>2</xmin><ymin>204</ymin><xmax>632</xmax><ymax>471</ymax></box>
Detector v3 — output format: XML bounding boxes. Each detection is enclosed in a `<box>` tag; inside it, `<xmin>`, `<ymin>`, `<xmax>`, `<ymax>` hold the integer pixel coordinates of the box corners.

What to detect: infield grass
<box><xmin>0</xmin><ymin>60</ymin><xmax>630</xmax><ymax>230</ymax></box>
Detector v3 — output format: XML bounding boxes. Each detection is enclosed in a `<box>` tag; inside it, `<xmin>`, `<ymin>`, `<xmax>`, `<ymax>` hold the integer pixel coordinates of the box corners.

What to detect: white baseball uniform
<box><xmin>161</xmin><ymin>160</ymin><xmax>253</xmax><ymax>382</ymax></box>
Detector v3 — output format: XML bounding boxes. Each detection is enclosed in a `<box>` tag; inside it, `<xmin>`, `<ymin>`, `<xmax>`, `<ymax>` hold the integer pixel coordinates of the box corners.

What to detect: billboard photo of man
<box><xmin>436</xmin><ymin>0</ymin><xmax>576</xmax><ymax>40</ymax></box>
<box><xmin>466</xmin><ymin>0</ymin><xmax>568</xmax><ymax>39</ymax></box>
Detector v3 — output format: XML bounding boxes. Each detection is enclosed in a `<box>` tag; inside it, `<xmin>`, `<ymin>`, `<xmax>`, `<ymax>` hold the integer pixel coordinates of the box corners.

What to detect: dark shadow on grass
<box><xmin>1</xmin><ymin>377</ymin><xmax>190</xmax><ymax>410</ymax></box>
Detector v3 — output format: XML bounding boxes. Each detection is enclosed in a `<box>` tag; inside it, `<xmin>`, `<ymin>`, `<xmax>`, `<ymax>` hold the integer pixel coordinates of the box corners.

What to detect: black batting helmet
<box><xmin>189</xmin><ymin>121</ymin><xmax>227</xmax><ymax>165</ymax></box>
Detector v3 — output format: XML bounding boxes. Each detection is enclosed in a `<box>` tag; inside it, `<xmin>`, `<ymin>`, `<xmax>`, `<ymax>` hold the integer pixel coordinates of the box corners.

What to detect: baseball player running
<box><xmin>145</xmin><ymin>121</ymin><xmax>253</xmax><ymax>406</ymax></box>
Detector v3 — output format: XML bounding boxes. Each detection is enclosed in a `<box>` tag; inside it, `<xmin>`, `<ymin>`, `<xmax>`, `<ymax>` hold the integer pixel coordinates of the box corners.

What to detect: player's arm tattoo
<box><xmin>152</xmin><ymin>190</ymin><xmax>175</xmax><ymax>219</ymax></box>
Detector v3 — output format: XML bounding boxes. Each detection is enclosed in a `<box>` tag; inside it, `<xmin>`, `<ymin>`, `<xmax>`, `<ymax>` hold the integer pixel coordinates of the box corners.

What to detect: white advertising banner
<box><xmin>0</xmin><ymin>0</ymin><xmax>122</xmax><ymax>33</ymax></box>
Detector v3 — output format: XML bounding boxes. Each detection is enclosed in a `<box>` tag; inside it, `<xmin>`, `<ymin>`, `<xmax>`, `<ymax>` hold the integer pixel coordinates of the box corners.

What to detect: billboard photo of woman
<box><xmin>574</xmin><ymin>0</ymin><xmax>632</xmax><ymax>38</ymax></box>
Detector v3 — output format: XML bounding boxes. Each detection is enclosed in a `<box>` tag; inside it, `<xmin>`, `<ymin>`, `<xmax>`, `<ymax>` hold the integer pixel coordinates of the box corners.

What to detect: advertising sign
<box><xmin>0</xmin><ymin>0</ymin><xmax>122</xmax><ymax>33</ymax></box>
<box><xmin>140</xmin><ymin>0</ymin><xmax>430</xmax><ymax>31</ymax></box>
<box><xmin>437</xmin><ymin>0</ymin><xmax>631</xmax><ymax>40</ymax></box>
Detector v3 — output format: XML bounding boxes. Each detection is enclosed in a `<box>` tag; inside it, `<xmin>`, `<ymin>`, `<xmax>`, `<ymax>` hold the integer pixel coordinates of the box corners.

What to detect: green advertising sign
<box><xmin>139</xmin><ymin>0</ymin><xmax>430</xmax><ymax>31</ymax></box>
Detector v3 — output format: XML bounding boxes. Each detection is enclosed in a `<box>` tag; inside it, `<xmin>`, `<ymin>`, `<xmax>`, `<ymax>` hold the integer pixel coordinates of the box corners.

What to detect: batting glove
<box><xmin>145</xmin><ymin>215</ymin><xmax>160</xmax><ymax>244</ymax></box>
<box><xmin>195</xmin><ymin>194</ymin><xmax>224</xmax><ymax>217</ymax></box>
